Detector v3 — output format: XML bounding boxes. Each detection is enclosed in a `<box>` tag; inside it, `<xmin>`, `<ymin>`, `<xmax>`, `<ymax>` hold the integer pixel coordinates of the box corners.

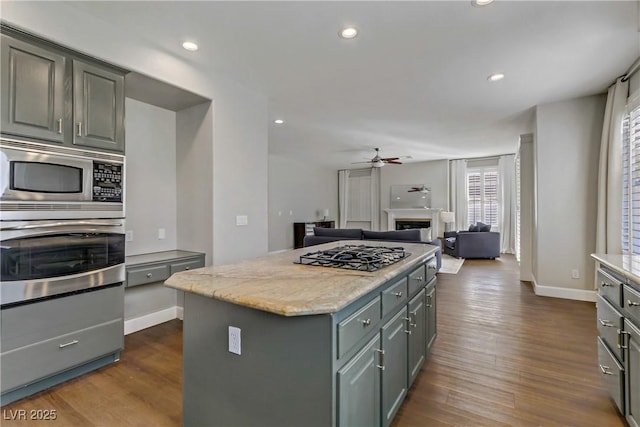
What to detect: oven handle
<box><xmin>0</xmin><ymin>220</ymin><xmax>123</xmax><ymax>231</ymax></box>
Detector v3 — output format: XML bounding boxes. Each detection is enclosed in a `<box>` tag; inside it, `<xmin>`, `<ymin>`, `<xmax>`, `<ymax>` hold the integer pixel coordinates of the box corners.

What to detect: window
<box><xmin>623</xmin><ymin>104</ymin><xmax>640</xmax><ymax>253</ymax></box>
<box><xmin>466</xmin><ymin>168</ymin><xmax>499</xmax><ymax>228</ymax></box>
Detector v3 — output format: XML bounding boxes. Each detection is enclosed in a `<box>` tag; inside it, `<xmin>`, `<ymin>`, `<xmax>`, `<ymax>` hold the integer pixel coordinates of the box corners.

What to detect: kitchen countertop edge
<box><xmin>591</xmin><ymin>253</ymin><xmax>640</xmax><ymax>283</ymax></box>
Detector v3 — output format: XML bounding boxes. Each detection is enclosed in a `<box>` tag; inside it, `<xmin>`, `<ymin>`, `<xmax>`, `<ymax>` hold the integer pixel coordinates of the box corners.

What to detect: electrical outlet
<box><xmin>571</xmin><ymin>269</ymin><xmax>580</xmax><ymax>279</ymax></box>
<box><xmin>126</xmin><ymin>230</ymin><xmax>134</xmax><ymax>242</ymax></box>
<box><xmin>228</xmin><ymin>326</ymin><xmax>241</xmax><ymax>355</ymax></box>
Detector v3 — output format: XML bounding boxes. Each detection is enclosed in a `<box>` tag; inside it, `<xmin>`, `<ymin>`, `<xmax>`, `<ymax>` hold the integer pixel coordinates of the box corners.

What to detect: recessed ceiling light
<box><xmin>339</xmin><ymin>27</ymin><xmax>358</xmax><ymax>39</ymax></box>
<box><xmin>472</xmin><ymin>0</ymin><xmax>494</xmax><ymax>6</ymax></box>
<box><xmin>488</xmin><ymin>73</ymin><xmax>505</xmax><ymax>82</ymax></box>
<box><xmin>182</xmin><ymin>41</ymin><xmax>199</xmax><ymax>51</ymax></box>
<box><xmin>273</xmin><ymin>119</ymin><xmax>285</xmax><ymax>125</ymax></box>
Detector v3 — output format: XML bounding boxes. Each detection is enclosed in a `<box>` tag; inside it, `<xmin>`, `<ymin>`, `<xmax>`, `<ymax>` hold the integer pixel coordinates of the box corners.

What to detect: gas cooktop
<box><xmin>296</xmin><ymin>245</ymin><xmax>409</xmax><ymax>272</ymax></box>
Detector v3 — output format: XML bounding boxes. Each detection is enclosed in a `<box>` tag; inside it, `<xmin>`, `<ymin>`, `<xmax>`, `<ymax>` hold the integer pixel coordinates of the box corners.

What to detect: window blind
<box><xmin>625</xmin><ymin>105</ymin><xmax>640</xmax><ymax>253</ymax></box>
<box><xmin>466</xmin><ymin>169</ymin><xmax>499</xmax><ymax>228</ymax></box>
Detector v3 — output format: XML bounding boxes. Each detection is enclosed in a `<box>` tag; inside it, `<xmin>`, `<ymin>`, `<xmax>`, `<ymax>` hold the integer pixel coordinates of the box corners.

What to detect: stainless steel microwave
<box><xmin>0</xmin><ymin>139</ymin><xmax>125</xmax><ymax>220</ymax></box>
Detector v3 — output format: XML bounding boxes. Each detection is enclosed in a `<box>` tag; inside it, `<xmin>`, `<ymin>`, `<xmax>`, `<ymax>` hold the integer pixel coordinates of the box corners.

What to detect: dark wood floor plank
<box><xmin>1</xmin><ymin>255</ymin><xmax>626</xmax><ymax>426</ymax></box>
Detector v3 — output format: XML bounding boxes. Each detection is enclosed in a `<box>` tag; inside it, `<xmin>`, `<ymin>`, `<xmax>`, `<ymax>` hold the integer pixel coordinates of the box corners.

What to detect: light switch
<box><xmin>228</xmin><ymin>326</ymin><xmax>241</xmax><ymax>355</ymax></box>
<box><xmin>158</xmin><ymin>228</ymin><xmax>166</xmax><ymax>239</ymax></box>
<box><xmin>236</xmin><ymin>215</ymin><xmax>248</xmax><ymax>226</ymax></box>
<box><xmin>126</xmin><ymin>230</ymin><xmax>134</xmax><ymax>242</ymax></box>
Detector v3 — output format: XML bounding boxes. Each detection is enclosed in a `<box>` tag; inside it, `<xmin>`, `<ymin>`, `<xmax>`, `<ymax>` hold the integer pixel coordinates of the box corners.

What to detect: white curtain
<box><xmin>499</xmin><ymin>154</ymin><xmax>517</xmax><ymax>253</ymax></box>
<box><xmin>370</xmin><ymin>168</ymin><xmax>381</xmax><ymax>230</ymax></box>
<box><xmin>596</xmin><ymin>77</ymin><xmax>629</xmax><ymax>254</ymax></box>
<box><xmin>449</xmin><ymin>159</ymin><xmax>467</xmax><ymax>231</ymax></box>
<box><xmin>338</xmin><ymin>169</ymin><xmax>350</xmax><ymax>228</ymax></box>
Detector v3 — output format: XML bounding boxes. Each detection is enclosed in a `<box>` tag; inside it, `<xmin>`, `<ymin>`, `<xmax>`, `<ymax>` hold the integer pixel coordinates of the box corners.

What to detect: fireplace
<box><xmin>395</xmin><ymin>219</ymin><xmax>431</xmax><ymax>230</ymax></box>
<box><xmin>384</xmin><ymin>208</ymin><xmax>442</xmax><ymax>238</ymax></box>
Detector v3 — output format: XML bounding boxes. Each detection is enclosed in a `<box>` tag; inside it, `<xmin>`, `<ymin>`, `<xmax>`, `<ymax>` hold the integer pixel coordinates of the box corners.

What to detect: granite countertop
<box><xmin>165</xmin><ymin>240</ymin><xmax>437</xmax><ymax>317</ymax></box>
<box><xmin>591</xmin><ymin>253</ymin><xmax>640</xmax><ymax>283</ymax></box>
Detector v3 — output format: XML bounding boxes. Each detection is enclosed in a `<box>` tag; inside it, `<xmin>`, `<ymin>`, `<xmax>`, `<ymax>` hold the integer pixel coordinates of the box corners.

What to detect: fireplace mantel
<box><xmin>384</xmin><ymin>208</ymin><xmax>443</xmax><ymax>238</ymax></box>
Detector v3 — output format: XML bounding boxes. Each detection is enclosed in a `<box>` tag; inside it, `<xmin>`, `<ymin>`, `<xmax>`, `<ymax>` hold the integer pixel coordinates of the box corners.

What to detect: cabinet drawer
<box><xmin>425</xmin><ymin>257</ymin><xmax>437</xmax><ymax>283</ymax></box>
<box><xmin>338</xmin><ymin>297</ymin><xmax>381</xmax><ymax>359</ymax></box>
<box><xmin>1</xmin><ymin>285</ymin><xmax>123</xmax><ymax>351</ymax></box>
<box><xmin>381</xmin><ymin>278</ymin><xmax>408</xmax><ymax>317</ymax></box>
<box><xmin>598</xmin><ymin>269</ymin><xmax>623</xmax><ymax>308</ymax></box>
<box><xmin>1</xmin><ymin>318</ymin><xmax>123</xmax><ymax>393</ymax></box>
<box><xmin>624</xmin><ymin>285</ymin><xmax>640</xmax><ymax>325</ymax></box>
<box><xmin>127</xmin><ymin>264</ymin><xmax>169</xmax><ymax>287</ymax></box>
<box><xmin>597</xmin><ymin>336</ymin><xmax>625</xmax><ymax>415</ymax></box>
<box><xmin>408</xmin><ymin>265</ymin><xmax>427</xmax><ymax>296</ymax></box>
<box><xmin>170</xmin><ymin>258</ymin><xmax>204</xmax><ymax>275</ymax></box>
<box><xmin>597</xmin><ymin>294</ymin><xmax>624</xmax><ymax>361</ymax></box>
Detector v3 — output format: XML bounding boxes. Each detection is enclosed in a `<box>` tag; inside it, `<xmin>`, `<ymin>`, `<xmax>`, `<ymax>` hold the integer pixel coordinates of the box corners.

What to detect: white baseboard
<box><xmin>532</xmin><ymin>276</ymin><xmax>597</xmax><ymax>302</ymax></box>
<box><xmin>177</xmin><ymin>306</ymin><xmax>184</xmax><ymax>320</ymax></box>
<box><xmin>124</xmin><ymin>306</ymin><xmax>180</xmax><ymax>335</ymax></box>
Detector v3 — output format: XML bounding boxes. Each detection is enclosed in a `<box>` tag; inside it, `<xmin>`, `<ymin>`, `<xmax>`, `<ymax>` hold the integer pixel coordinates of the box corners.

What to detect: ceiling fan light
<box><xmin>372</xmin><ymin>160</ymin><xmax>385</xmax><ymax>168</ymax></box>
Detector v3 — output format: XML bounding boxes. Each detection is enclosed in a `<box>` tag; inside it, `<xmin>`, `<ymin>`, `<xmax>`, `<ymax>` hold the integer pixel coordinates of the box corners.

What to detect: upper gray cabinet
<box><xmin>0</xmin><ymin>35</ymin><xmax>66</xmax><ymax>143</ymax></box>
<box><xmin>73</xmin><ymin>61</ymin><xmax>125</xmax><ymax>152</ymax></box>
<box><xmin>0</xmin><ymin>30</ymin><xmax>126</xmax><ymax>154</ymax></box>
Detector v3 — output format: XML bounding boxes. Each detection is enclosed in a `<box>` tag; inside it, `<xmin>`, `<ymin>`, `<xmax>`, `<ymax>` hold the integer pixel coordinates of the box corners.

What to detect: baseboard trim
<box><xmin>177</xmin><ymin>306</ymin><xmax>184</xmax><ymax>320</ymax></box>
<box><xmin>532</xmin><ymin>278</ymin><xmax>597</xmax><ymax>302</ymax></box>
<box><xmin>124</xmin><ymin>306</ymin><xmax>179</xmax><ymax>335</ymax></box>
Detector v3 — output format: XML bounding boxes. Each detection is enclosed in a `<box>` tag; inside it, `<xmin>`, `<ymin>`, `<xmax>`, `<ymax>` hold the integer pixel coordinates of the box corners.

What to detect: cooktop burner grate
<box><xmin>296</xmin><ymin>245</ymin><xmax>409</xmax><ymax>272</ymax></box>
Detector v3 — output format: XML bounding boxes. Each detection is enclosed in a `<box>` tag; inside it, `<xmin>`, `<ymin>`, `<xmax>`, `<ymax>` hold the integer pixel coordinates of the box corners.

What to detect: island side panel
<box><xmin>183</xmin><ymin>293</ymin><xmax>334</xmax><ymax>427</ymax></box>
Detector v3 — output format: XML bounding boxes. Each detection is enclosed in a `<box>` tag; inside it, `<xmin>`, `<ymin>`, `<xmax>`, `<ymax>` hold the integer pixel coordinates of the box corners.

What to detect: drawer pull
<box><xmin>599</xmin><ymin>364</ymin><xmax>613</xmax><ymax>375</ymax></box>
<box><xmin>146</xmin><ymin>273</ymin><xmax>153</xmax><ymax>278</ymax></box>
<box><xmin>628</xmin><ymin>300</ymin><xmax>640</xmax><ymax>307</ymax></box>
<box><xmin>426</xmin><ymin>296</ymin><xmax>433</xmax><ymax>308</ymax></box>
<box><xmin>185</xmin><ymin>266</ymin><xmax>190</xmax><ymax>270</ymax></box>
<box><xmin>599</xmin><ymin>319</ymin><xmax>615</xmax><ymax>327</ymax></box>
<box><xmin>376</xmin><ymin>349</ymin><xmax>385</xmax><ymax>371</ymax></box>
<box><xmin>601</xmin><ymin>282</ymin><xmax>613</xmax><ymax>287</ymax></box>
<box><xmin>362</xmin><ymin>318</ymin><xmax>372</xmax><ymax>327</ymax></box>
<box><xmin>393</xmin><ymin>291</ymin><xmax>403</xmax><ymax>298</ymax></box>
<box><xmin>413</xmin><ymin>276</ymin><xmax>424</xmax><ymax>281</ymax></box>
<box><xmin>59</xmin><ymin>340</ymin><xmax>79</xmax><ymax>349</ymax></box>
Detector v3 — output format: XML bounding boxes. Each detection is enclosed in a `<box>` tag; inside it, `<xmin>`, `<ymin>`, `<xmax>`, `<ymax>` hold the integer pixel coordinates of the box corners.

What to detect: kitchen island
<box><xmin>165</xmin><ymin>241</ymin><xmax>438</xmax><ymax>427</ymax></box>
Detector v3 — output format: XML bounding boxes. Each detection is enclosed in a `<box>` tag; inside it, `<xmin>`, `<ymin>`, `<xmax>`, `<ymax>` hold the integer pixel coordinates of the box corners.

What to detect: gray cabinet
<box><xmin>0</xmin><ymin>285</ymin><xmax>124</xmax><ymax>404</ymax></box>
<box><xmin>0</xmin><ymin>27</ymin><xmax>126</xmax><ymax>153</ymax></box>
<box><xmin>426</xmin><ymin>281</ymin><xmax>437</xmax><ymax>351</ymax></box>
<box><xmin>595</xmin><ymin>265</ymin><xmax>640</xmax><ymax>427</ymax></box>
<box><xmin>381</xmin><ymin>308</ymin><xmax>408</xmax><ymax>426</ymax></box>
<box><xmin>337</xmin><ymin>335</ymin><xmax>381</xmax><ymax>427</ymax></box>
<box><xmin>626</xmin><ymin>319</ymin><xmax>640</xmax><ymax>427</ymax></box>
<box><xmin>0</xmin><ymin>34</ymin><xmax>66</xmax><ymax>143</ymax></box>
<box><xmin>73</xmin><ymin>60</ymin><xmax>125</xmax><ymax>152</ymax></box>
<box><xmin>408</xmin><ymin>289</ymin><xmax>426</xmax><ymax>386</ymax></box>
<box><xmin>125</xmin><ymin>250</ymin><xmax>205</xmax><ymax>288</ymax></box>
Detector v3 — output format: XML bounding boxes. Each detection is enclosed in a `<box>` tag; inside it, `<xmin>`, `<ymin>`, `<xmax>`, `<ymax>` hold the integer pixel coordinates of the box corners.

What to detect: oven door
<box><xmin>0</xmin><ymin>219</ymin><xmax>125</xmax><ymax>307</ymax></box>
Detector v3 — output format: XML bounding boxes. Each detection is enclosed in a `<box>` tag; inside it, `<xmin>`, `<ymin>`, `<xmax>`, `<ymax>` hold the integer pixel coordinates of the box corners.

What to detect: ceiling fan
<box><xmin>351</xmin><ymin>148</ymin><xmax>407</xmax><ymax>168</ymax></box>
<box><xmin>408</xmin><ymin>185</ymin><xmax>430</xmax><ymax>194</ymax></box>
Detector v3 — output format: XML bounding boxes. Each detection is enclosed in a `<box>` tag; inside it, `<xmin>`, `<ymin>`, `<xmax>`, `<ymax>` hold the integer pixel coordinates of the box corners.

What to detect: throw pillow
<box><xmin>314</xmin><ymin>227</ymin><xmax>362</xmax><ymax>238</ymax></box>
<box><xmin>419</xmin><ymin>227</ymin><xmax>432</xmax><ymax>242</ymax></box>
<box><xmin>477</xmin><ymin>221</ymin><xmax>491</xmax><ymax>232</ymax></box>
<box><xmin>468</xmin><ymin>223</ymin><xmax>479</xmax><ymax>232</ymax></box>
<box><xmin>363</xmin><ymin>229</ymin><xmax>421</xmax><ymax>241</ymax></box>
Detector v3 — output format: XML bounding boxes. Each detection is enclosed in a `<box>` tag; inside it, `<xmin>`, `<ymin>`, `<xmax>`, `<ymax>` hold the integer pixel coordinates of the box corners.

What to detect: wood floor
<box><xmin>1</xmin><ymin>255</ymin><xmax>625</xmax><ymax>426</ymax></box>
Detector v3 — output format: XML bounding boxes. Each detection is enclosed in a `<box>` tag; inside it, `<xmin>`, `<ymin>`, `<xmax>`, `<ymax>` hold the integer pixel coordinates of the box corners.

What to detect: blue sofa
<box><xmin>303</xmin><ymin>228</ymin><xmax>442</xmax><ymax>271</ymax></box>
<box><xmin>443</xmin><ymin>230</ymin><xmax>500</xmax><ymax>259</ymax></box>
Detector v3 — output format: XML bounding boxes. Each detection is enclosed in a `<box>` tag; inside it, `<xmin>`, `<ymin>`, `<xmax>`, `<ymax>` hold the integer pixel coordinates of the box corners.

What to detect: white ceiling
<box><xmin>66</xmin><ymin>1</ymin><xmax>639</xmax><ymax>169</ymax></box>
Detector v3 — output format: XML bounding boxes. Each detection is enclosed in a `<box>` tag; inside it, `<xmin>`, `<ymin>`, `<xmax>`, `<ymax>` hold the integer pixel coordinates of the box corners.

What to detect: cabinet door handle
<box><xmin>59</xmin><ymin>340</ymin><xmax>79</xmax><ymax>349</ymax></box>
<box><xmin>599</xmin><ymin>364</ymin><xmax>613</xmax><ymax>375</ymax></box>
<box><xmin>77</xmin><ymin>122</ymin><xmax>83</xmax><ymax>136</ymax></box>
<box><xmin>57</xmin><ymin>118</ymin><xmax>63</xmax><ymax>134</ymax></box>
<box><xmin>628</xmin><ymin>300</ymin><xmax>640</xmax><ymax>307</ymax></box>
<box><xmin>599</xmin><ymin>318</ymin><xmax>615</xmax><ymax>327</ymax></box>
<box><xmin>413</xmin><ymin>276</ymin><xmax>424</xmax><ymax>281</ymax></box>
<box><xmin>361</xmin><ymin>318</ymin><xmax>372</xmax><ymax>327</ymax></box>
<box><xmin>146</xmin><ymin>273</ymin><xmax>153</xmax><ymax>278</ymax></box>
<box><xmin>426</xmin><ymin>296</ymin><xmax>432</xmax><ymax>308</ymax></box>
<box><xmin>185</xmin><ymin>266</ymin><xmax>190</xmax><ymax>270</ymax></box>
<box><xmin>393</xmin><ymin>291</ymin><xmax>403</xmax><ymax>298</ymax></box>
<box><xmin>376</xmin><ymin>349</ymin><xmax>385</xmax><ymax>370</ymax></box>
<box><xmin>600</xmin><ymin>282</ymin><xmax>613</xmax><ymax>287</ymax></box>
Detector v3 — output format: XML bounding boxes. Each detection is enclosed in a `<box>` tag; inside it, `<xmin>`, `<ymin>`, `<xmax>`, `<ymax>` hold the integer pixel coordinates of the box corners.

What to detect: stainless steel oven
<box><xmin>0</xmin><ymin>138</ymin><xmax>124</xmax><ymax>220</ymax></box>
<box><xmin>0</xmin><ymin>219</ymin><xmax>125</xmax><ymax>307</ymax></box>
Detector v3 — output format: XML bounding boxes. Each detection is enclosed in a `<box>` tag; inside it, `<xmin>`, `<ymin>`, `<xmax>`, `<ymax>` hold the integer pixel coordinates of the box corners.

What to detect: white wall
<box><xmin>268</xmin><ymin>154</ymin><xmax>338</xmax><ymax>252</ymax></box>
<box><xmin>379</xmin><ymin>160</ymin><xmax>449</xmax><ymax>232</ymax></box>
<box><xmin>3</xmin><ymin>2</ymin><xmax>270</xmax><ymax>267</ymax></box>
<box><xmin>533</xmin><ymin>94</ymin><xmax>606</xmax><ymax>300</ymax></box>
<box><xmin>518</xmin><ymin>134</ymin><xmax>535</xmax><ymax>282</ymax></box>
<box><xmin>125</xmin><ymin>98</ymin><xmax>177</xmax><ymax>255</ymax></box>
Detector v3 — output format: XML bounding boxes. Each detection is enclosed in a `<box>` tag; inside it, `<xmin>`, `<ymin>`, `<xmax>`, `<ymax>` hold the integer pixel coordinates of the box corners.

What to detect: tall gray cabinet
<box><xmin>0</xmin><ymin>27</ymin><xmax>126</xmax><ymax>153</ymax></box>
